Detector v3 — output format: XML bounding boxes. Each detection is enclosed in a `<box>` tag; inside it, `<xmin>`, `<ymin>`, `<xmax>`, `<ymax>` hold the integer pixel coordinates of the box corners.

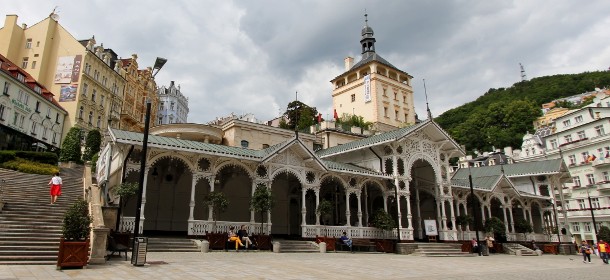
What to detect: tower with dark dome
<box><xmin>331</xmin><ymin>14</ymin><xmax>415</xmax><ymax>132</ymax></box>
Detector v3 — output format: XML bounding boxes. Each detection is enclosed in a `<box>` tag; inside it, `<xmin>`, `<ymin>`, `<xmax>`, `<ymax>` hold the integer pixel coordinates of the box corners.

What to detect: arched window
<box><xmin>88</xmin><ymin>111</ymin><xmax>93</xmax><ymax>124</ymax></box>
<box><xmin>240</xmin><ymin>140</ymin><xmax>249</xmax><ymax>148</ymax></box>
<box><xmin>79</xmin><ymin>106</ymin><xmax>84</xmax><ymax>119</ymax></box>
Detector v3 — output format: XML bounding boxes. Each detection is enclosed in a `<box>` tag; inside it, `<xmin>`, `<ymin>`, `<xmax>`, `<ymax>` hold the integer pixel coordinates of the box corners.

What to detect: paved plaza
<box><xmin>0</xmin><ymin>252</ymin><xmax>607</xmax><ymax>280</ymax></box>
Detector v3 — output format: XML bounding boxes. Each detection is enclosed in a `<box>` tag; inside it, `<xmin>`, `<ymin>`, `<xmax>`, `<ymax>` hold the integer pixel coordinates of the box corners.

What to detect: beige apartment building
<box><xmin>330</xmin><ymin>16</ymin><xmax>415</xmax><ymax>132</ymax></box>
<box><xmin>118</xmin><ymin>55</ymin><xmax>159</xmax><ymax>132</ymax></box>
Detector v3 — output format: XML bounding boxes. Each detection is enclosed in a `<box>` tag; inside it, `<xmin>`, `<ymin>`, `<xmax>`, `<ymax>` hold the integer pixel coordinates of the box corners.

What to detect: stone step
<box><xmin>0</xmin><ymin>250</ymin><xmax>58</xmax><ymax>256</ymax></box>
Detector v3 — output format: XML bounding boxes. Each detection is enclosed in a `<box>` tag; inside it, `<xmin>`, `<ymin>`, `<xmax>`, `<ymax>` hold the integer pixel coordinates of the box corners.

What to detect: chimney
<box><xmin>21</xmin><ymin>23</ymin><xmax>27</xmax><ymax>29</ymax></box>
<box><xmin>504</xmin><ymin>146</ymin><xmax>513</xmax><ymax>157</ymax></box>
<box><xmin>344</xmin><ymin>57</ymin><xmax>354</xmax><ymax>71</ymax></box>
<box><xmin>170</xmin><ymin>81</ymin><xmax>175</xmax><ymax>87</ymax></box>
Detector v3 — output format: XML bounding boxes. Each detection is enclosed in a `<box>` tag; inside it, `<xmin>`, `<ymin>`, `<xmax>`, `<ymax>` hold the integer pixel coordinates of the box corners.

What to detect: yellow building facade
<box><xmin>331</xmin><ymin>17</ymin><xmax>415</xmax><ymax>132</ymax></box>
<box><xmin>0</xmin><ymin>14</ymin><xmax>126</xmax><ymax>139</ymax></box>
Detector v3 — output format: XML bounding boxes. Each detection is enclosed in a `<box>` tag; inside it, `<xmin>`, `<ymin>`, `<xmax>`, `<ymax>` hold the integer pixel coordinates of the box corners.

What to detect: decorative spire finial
<box><xmin>423</xmin><ymin>79</ymin><xmax>432</xmax><ymax>120</ymax></box>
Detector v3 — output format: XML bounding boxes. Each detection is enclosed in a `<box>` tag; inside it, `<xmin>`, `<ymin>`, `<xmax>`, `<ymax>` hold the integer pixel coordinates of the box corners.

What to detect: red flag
<box><xmin>333</xmin><ymin>109</ymin><xmax>338</xmax><ymax>120</ymax></box>
<box><xmin>317</xmin><ymin>113</ymin><xmax>322</xmax><ymax>123</ymax></box>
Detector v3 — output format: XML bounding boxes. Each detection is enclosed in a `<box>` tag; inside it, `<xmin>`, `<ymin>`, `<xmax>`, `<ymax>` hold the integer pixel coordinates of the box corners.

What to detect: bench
<box><xmin>336</xmin><ymin>239</ymin><xmax>376</xmax><ymax>252</ymax></box>
<box><xmin>107</xmin><ymin>235</ymin><xmax>128</xmax><ymax>260</ymax></box>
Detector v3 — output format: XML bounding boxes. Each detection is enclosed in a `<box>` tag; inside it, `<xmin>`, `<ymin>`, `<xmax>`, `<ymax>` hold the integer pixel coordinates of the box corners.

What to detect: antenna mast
<box><xmin>520</xmin><ymin>63</ymin><xmax>528</xmax><ymax>81</ymax></box>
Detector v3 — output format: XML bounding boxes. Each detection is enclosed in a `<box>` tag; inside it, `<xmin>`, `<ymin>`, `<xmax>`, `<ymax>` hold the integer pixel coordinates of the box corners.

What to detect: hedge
<box><xmin>1</xmin><ymin>158</ymin><xmax>59</xmax><ymax>175</ymax></box>
<box><xmin>15</xmin><ymin>151</ymin><xmax>58</xmax><ymax>165</ymax></box>
<box><xmin>0</xmin><ymin>151</ymin><xmax>16</xmax><ymax>163</ymax></box>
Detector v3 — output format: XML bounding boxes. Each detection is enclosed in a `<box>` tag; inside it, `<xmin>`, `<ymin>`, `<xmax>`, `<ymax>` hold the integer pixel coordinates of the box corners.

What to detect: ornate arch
<box><xmin>148</xmin><ymin>152</ymin><xmax>196</xmax><ymax>173</ymax></box>
<box><xmin>319</xmin><ymin>174</ymin><xmax>348</xmax><ymax>191</ymax></box>
<box><xmin>405</xmin><ymin>154</ymin><xmax>441</xmax><ymax>185</ymax></box>
<box><xmin>213</xmin><ymin>159</ymin><xmax>255</xmax><ymax>180</ymax></box>
<box><xmin>269</xmin><ymin>167</ymin><xmax>306</xmax><ymax>185</ymax></box>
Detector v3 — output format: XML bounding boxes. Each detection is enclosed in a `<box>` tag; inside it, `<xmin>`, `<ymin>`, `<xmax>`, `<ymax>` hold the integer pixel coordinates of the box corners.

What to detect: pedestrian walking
<box><xmin>598</xmin><ymin>240</ymin><xmax>609</xmax><ymax>264</ymax></box>
<box><xmin>486</xmin><ymin>235</ymin><xmax>495</xmax><ymax>254</ymax></box>
<box><xmin>580</xmin><ymin>241</ymin><xmax>592</xmax><ymax>263</ymax></box>
<box><xmin>471</xmin><ymin>238</ymin><xmax>479</xmax><ymax>254</ymax></box>
<box><xmin>48</xmin><ymin>172</ymin><xmax>62</xmax><ymax>204</ymax></box>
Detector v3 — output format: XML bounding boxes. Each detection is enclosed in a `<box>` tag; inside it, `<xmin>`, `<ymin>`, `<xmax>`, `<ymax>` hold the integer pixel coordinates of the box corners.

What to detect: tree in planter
<box><xmin>58</xmin><ymin>199</ymin><xmax>92</xmax><ymax>269</ymax></box>
<box><xmin>371</xmin><ymin>209</ymin><xmax>397</xmax><ymax>238</ymax></box>
<box><xmin>316</xmin><ymin>200</ymin><xmax>333</xmax><ymax>236</ymax></box>
<box><xmin>82</xmin><ymin>129</ymin><xmax>101</xmax><ymax>161</ymax></box>
<box><xmin>250</xmin><ymin>184</ymin><xmax>275</xmax><ymax>234</ymax></box>
<box><xmin>113</xmin><ymin>182</ymin><xmax>139</xmax><ymax>231</ymax></box>
<box><xmin>599</xmin><ymin>226</ymin><xmax>610</xmax><ymax>242</ymax></box>
<box><xmin>202</xmin><ymin>191</ymin><xmax>229</xmax><ymax>233</ymax></box>
<box><xmin>484</xmin><ymin>217</ymin><xmax>507</xmax><ymax>242</ymax></box>
<box><xmin>514</xmin><ymin>218</ymin><xmax>533</xmax><ymax>241</ymax></box>
<box><xmin>455</xmin><ymin>215</ymin><xmax>474</xmax><ymax>240</ymax></box>
<box><xmin>59</xmin><ymin>127</ymin><xmax>82</xmax><ymax>163</ymax></box>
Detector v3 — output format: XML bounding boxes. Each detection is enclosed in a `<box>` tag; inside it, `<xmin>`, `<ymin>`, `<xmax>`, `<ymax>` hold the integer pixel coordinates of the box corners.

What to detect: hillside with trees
<box><xmin>435</xmin><ymin>71</ymin><xmax>610</xmax><ymax>152</ymax></box>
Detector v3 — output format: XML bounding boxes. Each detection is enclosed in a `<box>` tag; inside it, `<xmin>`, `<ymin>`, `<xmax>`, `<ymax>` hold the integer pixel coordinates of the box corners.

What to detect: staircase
<box><xmin>277</xmin><ymin>240</ymin><xmax>320</xmax><ymax>253</ymax></box>
<box><xmin>503</xmin><ymin>243</ymin><xmax>538</xmax><ymax>256</ymax></box>
<box><xmin>0</xmin><ymin>166</ymin><xmax>84</xmax><ymax>265</ymax></box>
<box><xmin>146</xmin><ymin>237</ymin><xmax>200</xmax><ymax>252</ymax></box>
<box><xmin>411</xmin><ymin>243</ymin><xmax>475</xmax><ymax>257</ymax></box>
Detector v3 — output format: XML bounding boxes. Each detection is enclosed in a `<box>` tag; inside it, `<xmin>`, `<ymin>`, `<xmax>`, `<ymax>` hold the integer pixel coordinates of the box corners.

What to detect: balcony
<box><xmin>593</xmin><ymin>158</ymin><xmax>610</xmax><ymax>168</ymax></box>
<box><xmin>564</xmin><ymin>208</ymin><xmax>610</xmax><ymax>219</ymax></box>
<box><xmin>597</xmin><ymin>181</ymin><xmax>610</xmax><ymax>191</ymax></box>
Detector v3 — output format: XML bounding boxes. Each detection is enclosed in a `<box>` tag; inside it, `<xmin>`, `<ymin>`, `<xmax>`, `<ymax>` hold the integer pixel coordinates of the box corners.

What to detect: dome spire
<box><xmin>360</xmin><ymin>12</ymin><xmax>376</xmax><ymax>56</ymax></box>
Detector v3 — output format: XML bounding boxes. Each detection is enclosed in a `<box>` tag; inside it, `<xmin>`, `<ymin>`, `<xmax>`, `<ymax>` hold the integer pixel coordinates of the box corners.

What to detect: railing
<box><xmin>302</xmin><ymin>225</ymin><xmax>413</xmax><ymax>240</ymax></box>
<box><xmin>119</xmin><ymin>216</ymin><xmax>143</xmax><ymax>234</ymax></box>
<box><xmin>189</xmin><ymin>220</ymin><xmax>267</xmax><ymax>236</ymax></box>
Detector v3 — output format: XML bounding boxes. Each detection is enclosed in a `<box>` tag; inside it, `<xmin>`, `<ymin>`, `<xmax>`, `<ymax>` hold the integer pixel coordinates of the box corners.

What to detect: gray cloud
<box><xmin>5</xmin><ymin>0</ymin><xmax>610</xmax><ymax>123</ymax></box>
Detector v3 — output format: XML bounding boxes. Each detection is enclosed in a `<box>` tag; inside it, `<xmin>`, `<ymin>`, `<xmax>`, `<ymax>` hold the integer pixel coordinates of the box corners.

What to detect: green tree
<box><xmin>59</xmin><ymin>127</ymin><xmax>82</xmax><ymax>162</ymax></box>
<box><xmin>598</xmin><ymin>226</ymin><xmax>610</xmax><ymax>242</ymax></box>
<box><xmin>316</xmin><ymin>200</ymin><xmax>333</xmax><ymax>236</ymax></box>
<box><xmin>284</xmin><ymin>101</ymin><xmax>319</xmax><ymax>131</ymax></box>
<box><xmin>336</xmin><ymin>113</ymin><xmax>372</xmax><ymax>130</ymax></box>
<box><xmin>484</xmin><ymin>217</ymin><xmax>506</xmax><ymax>242</ymax></box>
<box><xmin>113</xmin><ymin>182</ymin><xmax>139</xmax><ymax>213</ymax></box>
<box><xmin>83</xmin><ymin>129</ymin><xmax>102</xmax><ymax>161</ymax></box>
<box><xmin>62</xmin><ymin>199</ymin><xmax>92</xmax><ymax>241</ymax></box>
<box><xmin>514</xmin><ymin>218</ymin><xmax>533</xmax><ymax>240</ymax></box>
<box><xmin>371</xmin><ymin>209</ymin><xmax>396</xmax><ymax>239</ymax></box>
<box><xmin>455</xmin><ymin>215</ymin><xmax>473</xmax><ymax>240</ymax></box>
<box><xmin>250</xmin><ymin>184</ymin><xmax>275</xmax><ymax>234</ymax></box>
<box><xmin>202</xmin><ymin>191</ymin><xmax>229</xmax><ymax>232</ymax></box>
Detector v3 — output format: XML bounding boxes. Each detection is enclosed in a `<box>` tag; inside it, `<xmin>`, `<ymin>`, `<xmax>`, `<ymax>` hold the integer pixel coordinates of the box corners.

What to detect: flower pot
<box><xmin>57</xmin><ymin>237</ymin><xmax>90</xmax><ymax>269</ymax></box>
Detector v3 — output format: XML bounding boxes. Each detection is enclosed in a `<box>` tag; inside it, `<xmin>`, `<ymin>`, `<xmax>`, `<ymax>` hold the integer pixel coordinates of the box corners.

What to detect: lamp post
<box><xmin>467</xmin><ymin>164</ymin><xmax>482</xmax><ymax>256</ymax></box>
<box><xmin>132</xmin><ymin>99</ymin><xmax>151</xmax><ymax>255</ymax></box>
<box><xmin>585</xmin><ymin>185</ymin><xmax>599</xmax><ymax>240</ymax></box>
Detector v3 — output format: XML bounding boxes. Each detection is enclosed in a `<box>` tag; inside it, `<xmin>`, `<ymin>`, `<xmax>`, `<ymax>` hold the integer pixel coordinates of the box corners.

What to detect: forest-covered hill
<box><xmin>435</xmin><ymin>71</ymin><xmax>610</xmax><ymax>152</ymax></box>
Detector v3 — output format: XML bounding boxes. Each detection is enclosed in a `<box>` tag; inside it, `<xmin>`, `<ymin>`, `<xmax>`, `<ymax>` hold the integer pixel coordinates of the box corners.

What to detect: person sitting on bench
<box><xmin>340</xmin><ymin>231</ymin><xmax>353</xmax><ymax>252</ymax></box>
<box><xmin>228</xmin><ymin>226</ymin><xmax>245</xmax><ymax>251</ymax></box>
<box><xmin>237</xmin><ymin>225</ymin><xmax>252</xmax><ymax>250</ymax></box>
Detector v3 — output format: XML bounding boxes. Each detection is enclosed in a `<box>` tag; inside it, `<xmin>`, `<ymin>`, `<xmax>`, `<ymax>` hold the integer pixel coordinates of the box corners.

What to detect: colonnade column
<box><xmin>508</xmin><ymin>206</ymin><xmax>515</xmax><ymax>233</ymax></box>
<box><xmin>527</xmin><ymin>207</ymin><xmax>534</xmax><ymax>232</ymax></box>
<box><xmin>207</xmin><ymin>176</ymin><xmax>215</xmax><ymax>221</ymax></box>
<box><xmin>416</xmin><ymin>188</ymin><xmax>422</xmax><ymax>238</ymax></box>
<box><xmin>188</xmin><ymin>174</ymin><xmax>198</xmax><ymax>221</ymax></box>
<box><xmin>449</xmin><ymin>199</ymin><xmax>456</xmax><ymax>231</ymax></box>
<box><xmin>357</xmin><ymin>194</ymin><xmax>363</xmax><ymax>227</ymax></box>
<box><xmin>315</xmin><ymin>188</ymin><xmax>320</xmax><ymax>225</ymax></box>
<box><xmin>405</xmin><ymin>192</ymin><xmax>413</xmax><ymax>230</ymax></box>
<box><xmin>139</xmin><ymin>167</ymin><xmax>150</xmax><ymax>234</ymax></box>
<box><xmin>345</xmin><ymin>192</ymin><xmax>351</xmax><ymax>226</ymax></box>
<box><xmin>301</xmin><ymin>187</ymin><xmax>307</xmax><ymax>226</ymax></box>
<box><xmin>251</xmin><ymin>182</ymin><xmax>257</xmax><ymax>223</ymax></box>
<box><xmin>502</xmin><ymin>206</ymin><xmax>509</xmax><ymax>236</ymax></box>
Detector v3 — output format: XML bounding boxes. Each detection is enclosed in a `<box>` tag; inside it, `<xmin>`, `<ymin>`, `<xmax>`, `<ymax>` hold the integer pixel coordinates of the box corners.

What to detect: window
<box><xmin>395</xmin><ymin>110</ymin><xmax>399</xmax><ymax>120</ymax></box>
<box><xmin>262</xmin><ymin>144</ymin><xmax>270</xmax><ymax>149</ymax></box>
<box><xmin>568</xmin><ymin>155</ymin><xmax>576</xmax><ymax>165</ymax></box>
<box><xmin>100</xmin><ymin>95</ymin><xmax>105</xmax><ymax>105</ymax></box>
<box><xmin>55</xmin><ymin>113</ymin><xmax>60</xmax><ymax>124</ymax></box>
<box><xmin>382</xmin><ymin>88</ymin><xmax>387</xmax><ymax>96</ymax></box>
<box><xmin>30</xmin><ymin>122</ymin><xmax>37</xmax><ymax>135</ymax></box>
<box><xmin>550</xmin><ymin>139</ymin><xmax>558</xmax><ymax>149</ymax></box>
<box><xmin>581</xmin><ymin>152</ymin><xmax>589</xmax><ymax>163</ymax></box>
<box><xmin>0</xmin><ymin>104</ymin><xmax>5</xmax><ymax>121</ymax></box>
<box><xmin>36</xmin><ymin>41</ymin><xmax>40</xmax><ymax>47</ymax></box>
<box><xmin>575</xmin><ymin>115</ymin><xmax>583</xmax><ymax>123</ymax></box>
<box><xmin>584</xmin><ymin>222</ymin><xmax>592</xmax><ymax>232</ymax></box>
<box><xmin>25</xmin><ymin>38</ymin><xmax>32</xmax><ymax>49</ymax></box>
<box><xmin>564</xmin><ymin>134</ymin><xmax>573</xmax><ymax>143</ymax></box>
<box><xmin>586</xmin><ymin>174</ymin><xmax>595</xmax><ymax>185</ymax></box>
<box><xmin>21</xmin><ymin>57</ymin><xmax>28</xmax><ymax>69</ymax></box>
<box><xmin>591</xmin><ymin>198</ymin><xmax>601</xmax><ymax>209</ymax></box>
<box><xmin>158</xmin><ymin>117</ymin><xmax>163</xmax><ymax>125</ymax></box>
<box><xmin>383</xmin><ymin>107</ymin><xmax>388</xmax><ymax>117</ymax></box>
<box><xmin>240</xmin><ymin>140</ymin><xmax>249</xmax><ymax>148</ymax></box>
<box><xmin>577</xmin><ymin>199</ymin><xmax>586</xmax><ymax>209</ymax></box>
<box><xmin>18</xmin><ymin>90</ymin><xmax>29</xmax><ymax>105</ymax></box>
<box><xmin>35</xmin><ymin>101</ymin><xmax>41</xmax><ymax>113</ymax></box>
<box><xmin>403</xmin><ymin>95</ymin><xmax>407</xmax><ymax>103</ymax></box>
<box><xmin>78</xmin><ymin>106</ymin><xmax>84</xmax><ymax>119</ymax></box>
<box><xmin>170</xmin><ymin>102</ymin><xmax>175</xmax><ymax>110</ymax></box>
<box><xmin>88</xmin><ymin>111</ymin><xmax>93</xmax><ymax>124</ymax></box>
<box><xmin>31</xmin><ymin>61</ymin><xmax>37</xmax><ymax>69</ymax></box>
<box><xmin>52</xmin><ymin>132</ymin><xmax>57</xmax><ymax>144</ymax></box>
<box><xmin>404</xmin><ymin>114</ymin><xmax>408</xmax><ymax>121</ymax></box>
<box><xmin>91</xmin><ymin>89</ymin><xmax>96</xmax><ymax>102</ymax></box>
<box><xmin>17</xmin><ymin>73</ymin><xmax>25</xmax><ymax>82</ymax></box>
<box><xmin>595</xmin><ymin>125</ymin><xmax>605</xmax><ymax>136</ymax></box>
<box><xmin>2</xmin><ymin>82</ymin><xmax>9</xmax><ymax>96</ymax></box>
<box><xmin>46</xmin><ymin>107</ymin><xmax>51</xmax><ymax>118</ymax></box>
<box><xmin>82</xmin><ymin>83</ymin><xmax>88</xmax><ymax>95</ymax></box>
<box><xmin>351</xmin><ymin>94</ymin><xmax>355</xmax><ymax>102</ymax></box>
<box><xmin>603</xmin><ymin>171</ymin><xmax>610</xmax><ymax>182</ymax></box>
<box><xmin>562</xmin><ymin>120</ymin><xmax>571</xmax><ymax>127</ymax></box>
<box><xmin>573</xmin><ymin>176</ymin><xmax>581</xmax><ymax>186</ymax></box>
<box><xmin>42</xmin><ymin>128</ymin><xmax>47</xmax><ymax>140</ymax></box>
<box><xmin>577</xmin><ymin>131</ymin><xmax>586</xmax><ymax>140</ymax></box>
<box><xmin>393</xmin><ymin>92</ymin><xmax>397</xmax><ymax>100</ymax></box>
<box><xmin>572</xmin><ymin>223</ymin><xmax>580</xmax><ymax>232</ymax></box>
<box><xmin>97</xmin><ymin>116</ymin><xmax>101</xmax><ymax>128</ymax></box>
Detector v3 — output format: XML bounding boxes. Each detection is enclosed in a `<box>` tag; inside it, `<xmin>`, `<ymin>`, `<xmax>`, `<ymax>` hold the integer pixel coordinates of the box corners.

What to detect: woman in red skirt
<box><xmin>48</xmin><ymin>172</ymin><xmax>62</xmax><ymax>204</ymax></box>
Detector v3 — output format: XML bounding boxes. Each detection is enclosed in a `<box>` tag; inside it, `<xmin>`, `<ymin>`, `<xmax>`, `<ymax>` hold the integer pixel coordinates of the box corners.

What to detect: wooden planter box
<box><xmin>57</xmin><ymin>238</ymin><xmax>89</xmax><ymax>269</ymax></box>
<box><xmin>315</xmin><ymin>236</ymin><xmax>336</xmax><ymax>251</ymax></box>
<box><xmin>252</xmin><ymin>235</ymin><xmax>272</xmax><ymax>250</ymax></box>
<box><xmin>113</xmin><ymin>232</ymin><xmax>132</xmax><ymax>249</ymax></box>
<box><xmin>205</xmin><ymin>233</ymin><xmax>228</xmax><ymax>250</ymax></box>
<box><xmin>374</xmin><ymin>239</ymin><xmax>395</xmax><ymax>253</ymax></box>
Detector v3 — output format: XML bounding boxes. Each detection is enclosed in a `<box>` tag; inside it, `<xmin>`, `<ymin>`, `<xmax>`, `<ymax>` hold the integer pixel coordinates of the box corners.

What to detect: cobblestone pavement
<box><xmin>0</xmin><ymin>252</ymin><xmax>607</xmax><ymax>280</ymax></box>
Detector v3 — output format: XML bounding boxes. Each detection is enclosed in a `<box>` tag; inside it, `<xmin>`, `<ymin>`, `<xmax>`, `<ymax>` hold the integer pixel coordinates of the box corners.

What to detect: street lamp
<box><xmin>585</xmin><ymin>185</ymin><xmax>599</xmax><ymax>240</ymax></box>
<box><xmin>467</xmin><ymin>164</ymin><xmax>482</xmax><ymax>256</ymax></box>
<box><xmin>131</xmin><ymin>98</ymin><xmax>151</xmax><ymax>265</ymax></box>
<box><xmin>152</xmin><ymin>57</ymin><xmax>167</xmax><ymax>77</ymax></box>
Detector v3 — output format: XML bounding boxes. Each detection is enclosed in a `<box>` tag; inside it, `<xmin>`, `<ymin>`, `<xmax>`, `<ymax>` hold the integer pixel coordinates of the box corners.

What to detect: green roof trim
<box><xmin>451</xmin><ymin>159</ymin><xmax>564</xmax><ymax>181</ymax></box>
<box><xmin>322</xmin><ymin>160</ymin><xmax>388</xmax><ymax>178</ymax></box>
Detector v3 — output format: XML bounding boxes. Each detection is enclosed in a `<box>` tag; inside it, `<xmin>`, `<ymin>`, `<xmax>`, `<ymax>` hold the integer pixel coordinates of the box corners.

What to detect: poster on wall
<box><xmin>363</xmin><ymin>74</ymin><xmax>371</xmax><ymax>103</ymax></box>
<box><xmin>59</xmin><ymin>84</ymin><xmax>78</xmax><ymax>102</ymax></box>
<box><xmin>54</xmin><ymin>55</ymin><xmax>82</xmax><ymax>84</ymax></box>
<box><xmin>424</xmin><ymin>220</ymin><xmax>438</xmax><ymax>236</ymax></box>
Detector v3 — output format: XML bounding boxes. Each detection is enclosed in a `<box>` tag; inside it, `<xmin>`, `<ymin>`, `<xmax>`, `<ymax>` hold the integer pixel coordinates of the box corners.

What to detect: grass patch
<box><xmin>1</xmin><ymin>158</ymin><xmax>59</xmax><ymax>175</ymax></box>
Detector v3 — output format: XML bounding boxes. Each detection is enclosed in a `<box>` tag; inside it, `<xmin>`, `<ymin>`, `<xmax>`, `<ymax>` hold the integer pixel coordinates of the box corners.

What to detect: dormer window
<box><xmin>34</xmin><ymin>86</ymin><xmax>41</xmax><ymax>94</ymax></box>
<box><xmin>17</xmin><ymin>73</ymin><xmax>25</xmax><ymax>82</ymax></box>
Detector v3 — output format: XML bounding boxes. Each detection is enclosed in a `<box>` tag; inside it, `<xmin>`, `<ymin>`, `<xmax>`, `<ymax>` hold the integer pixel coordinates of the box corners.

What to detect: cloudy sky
<box><xmin>4</xmin><ymin>1</ymin><xmax>610</xmax><ymax>124</ymax></box>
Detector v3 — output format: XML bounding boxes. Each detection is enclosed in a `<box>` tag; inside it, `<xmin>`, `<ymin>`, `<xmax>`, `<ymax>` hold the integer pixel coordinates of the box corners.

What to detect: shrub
<box><xmin>599</xmin><ymin>226</ymin><xmax>610</xmax><ymax>242</ymax></box>
<box><xmin>59</xmin><ymin>127</ymin><xmax>82</xmax><ymax>163</ymax></box>
<box><xmin>62</xmin><ymin>199</ymin><xmax>92</xmax><ymax>241</ymax></box>
<box><xmin>0</xmin><ymin>151</ymin><xmax>16</xmax><ymax>163</ymax></box>
<box><xmin>83</xmin><ymin>129</ymin><xmax>101</xmax><ymax>161</ymax></box>
<box><xmin>1</xmin><ymin>158</ymin><xmax>59</xmax><ymax>175</ymax></box>
<box><xmin>15</xmin><ymin>151</ymin><xmax>58</xmax><ymax>165</ymax></box>
<box><xmin>371</xmin><ymin>209</ymin><xmax>396</xmax><ymax>231</ymax></box>
<box><xmin>250</xmin><ymin>184</ymin><xmax>274</xmax><ymax>234</ymax></box>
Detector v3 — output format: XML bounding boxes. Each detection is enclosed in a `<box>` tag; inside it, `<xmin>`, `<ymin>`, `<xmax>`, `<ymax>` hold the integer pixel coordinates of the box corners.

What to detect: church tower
<box><xmin>331</xmin><ymin>14</ymin><xmax>415</xmax><ymax>132</ymax></box>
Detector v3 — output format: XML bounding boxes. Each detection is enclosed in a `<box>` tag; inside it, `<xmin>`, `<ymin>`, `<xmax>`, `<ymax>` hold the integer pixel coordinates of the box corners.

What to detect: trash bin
<box><xmin>131</xmin><ymin>237</ymin><xmax>148</xmax><ymax>266</ymax></box>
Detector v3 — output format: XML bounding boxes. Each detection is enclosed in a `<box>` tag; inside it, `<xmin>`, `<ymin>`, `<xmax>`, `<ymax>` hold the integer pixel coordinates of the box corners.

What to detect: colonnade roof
<box><xmin>108</xmin><ymin>128</ymin><xmax>389</xmax><ymax>178</ymax></box>
<box><xmin>315</xmin><ymin>119</ymin><xmax>464</xmax><ymax>158</ymax></box>
<box><xmin>451</xmin><ymin>159</ymin><xmax>566</xmax><ymax>180</ymax></box>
